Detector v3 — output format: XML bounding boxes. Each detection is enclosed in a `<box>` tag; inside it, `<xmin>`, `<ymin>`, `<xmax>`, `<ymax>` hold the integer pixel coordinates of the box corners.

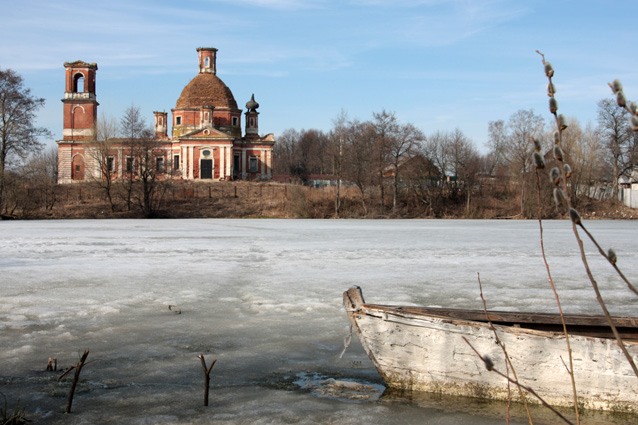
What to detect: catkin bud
<box><xmin>609</xmin><ymin>79</ymin><xmax>623</xmax><ymax>94</ymax></box>
<box><xmin>549</xmin><ymin>98</ymin><xmax>558</xmax><ymax>114</ymax></box>
<box><xmin>608</xmin><ymin>248</ymin><xmax>617</xmax><ymax>265</ymax></box>
<box><xmin>553</xmin><ymin>145</ymin><xmax>564</xmax><ymax>162</ymax></box>
<box><xmin>617</xmin><ymin>91</ymin><xmax>627</xmax><ymax>108</ymax></box>
<box><xmin>532</xmin><ymin>138</ymin><xmax>542</xmax><ymax>152</ymax></box>
<box><xmin>553</xmin><ymin>131</ymin><xmax>560</xmax><ymax>145</ymax></box>
<box><xmin>550</xmin><ymin>167</ymin><xmax>561</xmax><ymax>185</ymax></box>
<box><xmin>547</xmin><ymin>82</ymin><xmax>556</xmax><ymax>97</ymax></box>
<box><xmin>544</xmin><ymin>62</ymin><xmax>554</xmax><ymax>78</ymax></box>
<box><xmin>563</xmin><ymin>163</ymin><xmax>572</xmax><ymax>178</ymax></box>
<box><xmin>533</xmin><ymin>151</ymin><xmax>545</xmax><ymax>169</ymax></box>
<box><xmin>483</xmin><ymin>355</ymin><xmax>494</xmax><ymax>371</ymax></box>
<box><xmin>553</xmin><ymin>187</ymin><xmax>567</xmax><ymax>208</ymax></box>
<box><xmin>631</xmin><ymin>115</ymin><xmax>638</xmax><ymax>132</ymax></box>
<box><xmin>569</xmin><ymin>208</ymin><xmax>582</xmax><ymax>225</ymax></box>
<box><xmin>628</xmin><ymin>101</ymin><xmax>638</xmax><ymax>115</ymax></box>
<box><xmin>558</xmin><ymin>114</ymin><xmax>567</xmax><ymax>130</ymax></box>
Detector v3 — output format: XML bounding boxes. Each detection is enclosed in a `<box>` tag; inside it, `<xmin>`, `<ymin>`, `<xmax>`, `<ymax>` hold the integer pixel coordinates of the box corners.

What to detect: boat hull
<box><xmin>343</xmin><ymin>287</ymin><xmax>638</xmax><ymax>413</ymax></box>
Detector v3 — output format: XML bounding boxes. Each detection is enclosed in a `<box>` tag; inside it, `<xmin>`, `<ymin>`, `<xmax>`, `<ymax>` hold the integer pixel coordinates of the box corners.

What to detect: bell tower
<box><xmin>62</xmin><ymin>61</ymin><xmax>98</xmax><ymax>141</ymax></box>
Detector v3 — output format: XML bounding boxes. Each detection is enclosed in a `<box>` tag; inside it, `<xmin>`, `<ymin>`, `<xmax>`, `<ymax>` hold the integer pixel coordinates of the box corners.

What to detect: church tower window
<box><xmin>73</xmin><ymin>73</ymin><xmax>85</xmax><ymax>93</ymax></box>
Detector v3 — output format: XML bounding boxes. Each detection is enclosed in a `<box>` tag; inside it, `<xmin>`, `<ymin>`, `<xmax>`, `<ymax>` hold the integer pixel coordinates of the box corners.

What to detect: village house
<box><xmin>57</xmin><ymin>47</ymin><xmax>275</xmax><ymax>183</ymax></box>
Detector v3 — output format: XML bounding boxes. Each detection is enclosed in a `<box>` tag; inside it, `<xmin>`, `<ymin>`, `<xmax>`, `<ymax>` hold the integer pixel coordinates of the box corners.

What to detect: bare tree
<box><xmin>597</xmin><ymin>98</ymin><xmax>632</xmax><ymax>196</ymax></box>
<box><xmin>423</xmin><ymin>129</ymin><xmax>480</xmax><ymax>214</ymax></box>
<box><xmin>272</xmin><ymin>128</ymin><xmax>300</xmax><ymax>178</ymax></box>
<box><xmin>343</xmin><ymin>120</ymin><xmax>375</xmax><ymax>215</ymax></box>
<box><xmin>120</xmin><ymin>105</ymin><xmax>150</xmax><ymax>211</ymax></box>
<box><xmin>134</xmin><ymin>132</ymin><xmax>169</xmax><ymax>217</ymax></box>
<box><xmin>329</xmin><ymin>111</ymin><xmax>348</xmax><ymax>217</ymax></box>
<box><xmin>504</xmin><ymin>109</ymin><xmax>545</xmax><ymax>177</ymax></box>
<box><xmin>25</xmin><ymin>147</ymin><xmax>58</xmax><ymax>210</ymax></box>
<box><xmin>388</xmin><ymin>122</ymin><xmax>424</xmax><ymax>211</ymax></box>
<box><xmin>91</xmin><ymin>112</ymin><xmax>120</xmax><ymax>211</ymax></box>
<box><xmin>298</xmin><ymin>129</ymin><xmax>329</xmax><ymax>177</ymax></box>
<box><xmin>0</xmin><ymin>68</ymin><xmax>51</xmax><ymax>213</ymax></box>
<box><xmin>423</xmin><ymin>130</ymin><xmax>451</xmax><ymax>182</ymax></box>
<box><xmin>490</xmin><ymin>109</ymin><xmax>545</xmax><ymax>216</ymax></box>
<box><xmin>371</xmin><ymin>110</ymin><xmax>399</xmax><ymax>213</ymax></box>
<box><xmin>568</xmin><ymin>121</ymin><xmax>608</xmax><ymax>201</ymax></box>
<box><xmin>447</xmin><ymin>129</ymin><xmax>481</xmax><ymax>214</ymax></box>
<box><xmin>486</xmin><ymin>119</ymin><xmax>508</xmax><ymax>177</ymax></box>
<box><xmin>273</xmin><ymin>129</ymin><xmax>329</xmax><ymax>184</ymax></box>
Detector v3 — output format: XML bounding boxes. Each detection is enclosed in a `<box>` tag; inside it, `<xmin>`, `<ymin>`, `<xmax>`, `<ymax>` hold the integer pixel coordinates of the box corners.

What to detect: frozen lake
<box><xmin>1</xmin><ymin>219</ymin><xmax>636</xmax><ymax>424</ymax></box>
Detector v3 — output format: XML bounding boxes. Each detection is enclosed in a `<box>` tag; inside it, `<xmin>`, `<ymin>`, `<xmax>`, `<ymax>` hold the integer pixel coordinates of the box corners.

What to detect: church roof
<box><xmin>175</xmin><ymin>73</ymin><xmax>238</xmax><ymax>110</ymax></box>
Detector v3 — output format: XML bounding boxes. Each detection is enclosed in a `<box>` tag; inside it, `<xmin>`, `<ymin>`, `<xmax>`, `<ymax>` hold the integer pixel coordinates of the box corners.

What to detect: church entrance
<box><xmin>200</xmin><ymin>159</ymin><xmax>213</xmax><ymax>179</ymax></box>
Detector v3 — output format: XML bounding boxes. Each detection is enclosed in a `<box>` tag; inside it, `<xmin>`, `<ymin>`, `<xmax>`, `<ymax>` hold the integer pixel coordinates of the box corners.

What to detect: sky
<box><xmin>1</xmin><ymin>0</ymin><xmax>637</xmax><ymax>153</ymax></box>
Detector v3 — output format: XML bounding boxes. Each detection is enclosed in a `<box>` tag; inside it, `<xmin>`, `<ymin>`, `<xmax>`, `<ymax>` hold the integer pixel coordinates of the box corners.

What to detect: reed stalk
<box><xmin>463</xmin><ymin>337</ymin><xmax>576</xmax><ymax>425</ymax></box>
<box><xmin>536</xmin><ymin>50</ymin><xmax>638</xmax><ymax>379</ymax></box>
<box><xmin>476</xmin><ymin>273</ymin><xmax>533</xmax><ymax>425</ymax></box>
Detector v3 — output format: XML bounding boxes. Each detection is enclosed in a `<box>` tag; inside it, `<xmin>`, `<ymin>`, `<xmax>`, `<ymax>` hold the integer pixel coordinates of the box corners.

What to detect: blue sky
<box><xmin>1</xmin><ymin>0</ymin><xmax>636</xmax><ymax>152</ymax></box>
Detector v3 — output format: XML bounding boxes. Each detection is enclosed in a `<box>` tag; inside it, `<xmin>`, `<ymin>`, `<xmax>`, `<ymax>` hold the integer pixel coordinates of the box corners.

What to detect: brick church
<box><xmin>57</xmin><ymin>47</ymin><xmax>275</xmax><ymax>183</ymax></box>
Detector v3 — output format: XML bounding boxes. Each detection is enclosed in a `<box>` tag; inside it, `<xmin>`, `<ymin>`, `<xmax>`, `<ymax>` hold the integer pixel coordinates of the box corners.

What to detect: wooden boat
<box><xmin>343</xmin><ymin>286</ymin><xmax>638</xmax><ymax>413</ymax></box>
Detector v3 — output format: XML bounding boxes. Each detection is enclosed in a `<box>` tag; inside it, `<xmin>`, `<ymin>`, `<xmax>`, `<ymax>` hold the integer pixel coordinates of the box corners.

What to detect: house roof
<box><xmin>175</xmin><ymin>73</ymin><xmax>238</xmax><ymax>110</ymax></box>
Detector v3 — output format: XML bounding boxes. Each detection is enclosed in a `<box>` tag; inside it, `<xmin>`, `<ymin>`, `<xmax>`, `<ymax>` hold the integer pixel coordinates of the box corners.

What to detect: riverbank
<box><xmin>6</xmin><ymin>181</ymin><xmax>638</xmax><ymax>220</ymax></box>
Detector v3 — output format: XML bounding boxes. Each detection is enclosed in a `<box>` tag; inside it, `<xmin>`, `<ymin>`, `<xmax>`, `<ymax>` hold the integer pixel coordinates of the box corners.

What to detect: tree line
<box><xmin>1</xmin><ymin>66</ymin><xmax>637</xmax><ymax>218</ymax></box>
<box><xmin>274</xmin><ymin>101</ymin><xmax>638</xmax><ymax>217</ymax></box>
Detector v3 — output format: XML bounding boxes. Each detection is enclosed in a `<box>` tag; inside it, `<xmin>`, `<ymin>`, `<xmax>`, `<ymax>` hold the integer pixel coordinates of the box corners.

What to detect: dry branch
<box><xmin>198</xmin><ymin>354</ymin><xmax>217</xmax><ymax>406</ymax></box>
<box><xmin>60</xmin><ymin>349</ymin><xmax>90</xmax><ymax>414</ymax></box>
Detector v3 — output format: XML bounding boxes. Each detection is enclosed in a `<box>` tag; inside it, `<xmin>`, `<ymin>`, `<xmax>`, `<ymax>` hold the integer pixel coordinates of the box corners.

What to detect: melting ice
<box><xmin>0</xmin><ymin>219</ymin><xmax>636</xmax><ymax>424</ymax></box>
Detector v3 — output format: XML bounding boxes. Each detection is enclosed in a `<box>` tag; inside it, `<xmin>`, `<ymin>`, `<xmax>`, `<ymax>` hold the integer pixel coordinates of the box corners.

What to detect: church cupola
<box><xmin>197</xmin><ymin>47</ymin><xmax>217</xmax><ymax>74</ymax></box>
<box><xmin>245</xmin><ymin>94</ymin><xmax>260</xmax><ymax>137</ymax></box>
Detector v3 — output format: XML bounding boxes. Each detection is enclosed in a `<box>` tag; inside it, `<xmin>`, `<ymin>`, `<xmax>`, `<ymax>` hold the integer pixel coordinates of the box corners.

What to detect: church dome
<box><xmin>175</xmin><ymin>73</ymin><xmax>238</xmax><ymax>110</ymax></box>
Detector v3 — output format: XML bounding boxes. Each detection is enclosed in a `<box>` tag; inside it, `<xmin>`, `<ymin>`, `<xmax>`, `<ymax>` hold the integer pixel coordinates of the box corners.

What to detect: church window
<box><xmin>176</xmin><ymin>116</ymin><xmax>182</xmax><ymax>125</ymax></box>
<box><xmin>232</xmin><ymin>116</ymin><xmax>238</xmax><ymax>126</ymax></box>
<box><xmin>73</xmin><ymin>73</ymin><xmax>85</xmax><ymax>93</ymax></box>
<box><xmin>156</xmin><ymin>157</ymin><xmax>164</xmax><ymax>172</ymax></box>
<box><xmin>249</xmin><ymin>156</ymin><xmax>258</xmax><ymax>173</ymax></box>
<box><xmin>205</xmin><ymin>57</ymin><xmax>210</xmax><ymax>67</ymax></box>
<box><xmin>250</xmin><ymin>117</ymin><xmax>255</xmax><ymax>127</ymax></box>
<box><xmin>107</xmin><ymin>156</ymin><xmax>114</xmax><ymax>172</ymax></box>
<box><xmin>126</xmin><ymin>157</ymin><xmax>134</xmax><ymax>173</ymax></box>
<box><xmin>173</xmin><ymin>155</ymin><xmax>180</xmax><ymax>173</ymax></box>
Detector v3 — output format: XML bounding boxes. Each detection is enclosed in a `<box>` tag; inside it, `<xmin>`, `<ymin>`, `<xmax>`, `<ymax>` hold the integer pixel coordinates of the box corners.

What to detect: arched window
<box><xmin>73</xmin><ymin>73</ymin><xmax>85</xmax><ymax>93</ymax></box>
<box><xmin>205</xmin><ymin>57</ymin><xmax>210</xmax><ymax>67</ymax></box>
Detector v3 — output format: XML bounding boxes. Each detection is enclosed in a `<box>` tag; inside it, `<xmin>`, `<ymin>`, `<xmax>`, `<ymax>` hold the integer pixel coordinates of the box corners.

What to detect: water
<box><xmin>1</xmin><ymin>219</ymin><xmax>636</xmax><ymax>424</ymax></box>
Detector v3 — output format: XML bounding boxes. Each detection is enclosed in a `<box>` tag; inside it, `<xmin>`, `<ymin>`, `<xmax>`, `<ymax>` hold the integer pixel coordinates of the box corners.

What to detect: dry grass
<box><xmin>9</xmin><ymin>180</ymin><xmax>637</xmax><ymax>220</ymax></box>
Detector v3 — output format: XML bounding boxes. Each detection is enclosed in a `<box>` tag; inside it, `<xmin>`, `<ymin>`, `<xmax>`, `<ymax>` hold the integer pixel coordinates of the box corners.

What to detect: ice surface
<box><xmin>0</xmin><ymin>218</ymin><xmax>636</xmax><ymax>424</ymax></box>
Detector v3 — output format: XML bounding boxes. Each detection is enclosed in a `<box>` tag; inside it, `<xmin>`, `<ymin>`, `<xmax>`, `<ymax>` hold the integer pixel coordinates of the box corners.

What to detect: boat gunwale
<box><xmin>359</xmin><ymin>303</ymin><xmax>638</xmax><ymax>342</ymax></box>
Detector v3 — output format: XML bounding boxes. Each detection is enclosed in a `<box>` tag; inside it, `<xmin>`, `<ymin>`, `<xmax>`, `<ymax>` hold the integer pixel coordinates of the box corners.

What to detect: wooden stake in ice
<box><xmin>198</xmin><ymin>354</ymin><xmax>217</xmax><ymax>406</ymax></box>
<box><xmin>59</xmin><ymin>349</ymin><xmax>90</xmax><ymax>413</ymax></box>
